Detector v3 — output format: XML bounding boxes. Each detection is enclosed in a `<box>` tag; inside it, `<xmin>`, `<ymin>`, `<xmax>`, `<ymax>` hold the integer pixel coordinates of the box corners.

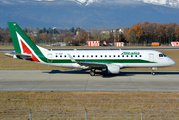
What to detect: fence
<box><xmin>0</xmin><ymin>95</ymin><xmax>179</xmax><ymax>119</ymax></box>
<box><xmin>0</xmin><ymin>42</ymin><xmax>173</xmax><ymax>47</ymax></box>
<box><xmin>0</xmin><ymin>43</ymin><xmax>13</xmax><ymax>45</ymax></box>
<box><xmin>124</xmin><ymin>43</ymin><xmax>172</xmax><ymax>46</ymax></box>
<box><xmin>36</xmin><ymin>43</ymin><xmax>172</xmax><ymax>47</ymax></box>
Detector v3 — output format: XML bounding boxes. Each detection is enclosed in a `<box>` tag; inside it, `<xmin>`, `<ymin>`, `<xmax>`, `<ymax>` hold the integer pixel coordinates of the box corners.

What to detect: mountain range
<box><xmin>0</xmin><ymin>0</ymin><xmax>179</xmax><ymax>29</ymax></box>
<box><xmin>74</xmin><ymin>0</ymin><xmax>179</xmax><ymax>8</ymax></box>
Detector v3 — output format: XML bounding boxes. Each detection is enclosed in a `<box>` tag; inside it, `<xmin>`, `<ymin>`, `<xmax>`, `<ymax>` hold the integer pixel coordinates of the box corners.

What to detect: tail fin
<box><xmin>8</xmin><ymin>22</ymin><xmax>47</xmax><ymax>62</ymax></box>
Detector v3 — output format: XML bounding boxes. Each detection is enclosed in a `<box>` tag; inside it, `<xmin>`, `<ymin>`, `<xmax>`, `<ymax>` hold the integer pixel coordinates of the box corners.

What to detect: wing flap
<box><xmin>78</xmin><ymin>62</ymin><xmax>106</xmax><ymax>69</ymax></box>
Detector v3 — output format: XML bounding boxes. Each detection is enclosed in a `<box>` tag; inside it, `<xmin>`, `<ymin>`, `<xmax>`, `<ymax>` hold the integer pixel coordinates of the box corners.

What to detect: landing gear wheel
<box><xmin>90</xmin><ymin>70</ymin><xmax>95</xmax><ymax>76</ymax></box>
<box><xmin>151</xmin><ymin>67</ymin><xmax>157</xmax><ymax>76</ymax></box>
<box><xmin>152</xmin><ymin>72</ymin><xmax>155</xmax><ymax>76</ymax></box>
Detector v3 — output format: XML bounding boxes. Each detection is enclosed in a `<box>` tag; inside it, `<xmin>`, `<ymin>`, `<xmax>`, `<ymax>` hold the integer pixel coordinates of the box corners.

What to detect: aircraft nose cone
<box><xmin>170</xmin><ymin>59</ymin><xmax>176</xmax><ymax>66</ymax></box>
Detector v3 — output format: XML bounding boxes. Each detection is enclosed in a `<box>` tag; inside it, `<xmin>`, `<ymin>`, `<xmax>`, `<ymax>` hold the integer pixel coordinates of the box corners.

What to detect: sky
<box><xmin>0</xmin><ymin>0</ymin><xmax>178</xmax><ymax>6</ymax></box>
<box><xmin>0</xmin><ymin>0</ymin><xmax>179</xmax><ymax>29</ymax></box>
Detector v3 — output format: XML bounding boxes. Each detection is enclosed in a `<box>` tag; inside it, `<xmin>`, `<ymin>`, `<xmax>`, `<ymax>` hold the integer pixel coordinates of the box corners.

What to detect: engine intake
<box><xmin>106</xmin><ymin>64</ymin><xmax>120</xmax><ymax>74</ymax></box>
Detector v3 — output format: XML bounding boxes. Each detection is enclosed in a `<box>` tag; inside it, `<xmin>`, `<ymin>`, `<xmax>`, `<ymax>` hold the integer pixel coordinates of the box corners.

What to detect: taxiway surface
<box><xmin>0</xmin><ymin>70</ymin><xmax>179</xmax><ymax>92</ymax></box>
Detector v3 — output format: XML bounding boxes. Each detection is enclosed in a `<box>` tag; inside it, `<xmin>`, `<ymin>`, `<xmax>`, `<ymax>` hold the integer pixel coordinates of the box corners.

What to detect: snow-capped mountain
<box><xmin>73</xmin><ymin>0</ymin><xmax>100</xmax><ymax>6</ymax></box>
<box><xmin>73</xmin><ymin>0</ymin><xmax>179</xmax><ymax>8</ymax></box>
<box><xmin>1</xmin><ymin>0</ymin><xmax>179</xmax><ymax>8</ymax></box>
<box><xmin>140</xmin><ymin>0</ymin><xmax>179</xmax><ymax>8</ymax></box>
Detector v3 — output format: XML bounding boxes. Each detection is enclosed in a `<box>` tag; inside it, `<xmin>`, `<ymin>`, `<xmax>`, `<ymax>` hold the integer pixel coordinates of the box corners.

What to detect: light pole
<box><xmin>119</xmin><ymin>29</ymin><xmax>122</xmax><ymax>42</ymax></box>
<box><xmin>52</xmin><ymin>27</ymin><xmax>56</xmax><ymax>45</ymax></box>
<box><xmin>113</xmin><ymin>30</ymin><xmax>116</xmax><ymax>46</ymax></box>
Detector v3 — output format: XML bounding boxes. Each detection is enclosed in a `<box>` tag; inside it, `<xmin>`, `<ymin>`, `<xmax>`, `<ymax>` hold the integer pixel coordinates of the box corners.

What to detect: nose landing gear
<box><xmin>151</xmin><ymin>67</ymin><xmax>157</xmax><ymax>76</ymax></box>
<box><xmin>151</xmin><ymin>72</ymin><xmax>155</xmax><ymax>75</ymax></box>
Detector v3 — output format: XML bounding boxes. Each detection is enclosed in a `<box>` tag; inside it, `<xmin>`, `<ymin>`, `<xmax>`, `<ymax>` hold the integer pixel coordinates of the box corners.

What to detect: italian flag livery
<box><xmin>7</xmin><ymin>22</ymin><xmax>176</xmax><ymax>76</ymax></box>
<box><xmin>8</xmin><ymin>22</ymin><xmax>47</xmax><ymax>63</ymax></box>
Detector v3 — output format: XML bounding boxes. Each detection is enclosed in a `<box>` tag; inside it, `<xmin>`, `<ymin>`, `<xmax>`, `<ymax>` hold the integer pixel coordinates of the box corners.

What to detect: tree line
<box><xmin>123</xmin><ymin>22</ymin><xmax>179</xmax><ymax>44</ymax></box>
<box><xmin>0</xmin><ymin>22</ymin><xmax>179</xmax><ymax>46</ymax></box>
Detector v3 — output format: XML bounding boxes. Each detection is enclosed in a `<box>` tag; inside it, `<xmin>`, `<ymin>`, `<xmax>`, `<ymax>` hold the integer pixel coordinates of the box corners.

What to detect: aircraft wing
<box><xmin>77</xmin><ymin>62</ymin><xmax>106</xmax><ymax>69</ymax></box>
<box><xmin>67</xmin><ymin>53</ymin><xmax>106</xmax><ymax>69</ymax></box>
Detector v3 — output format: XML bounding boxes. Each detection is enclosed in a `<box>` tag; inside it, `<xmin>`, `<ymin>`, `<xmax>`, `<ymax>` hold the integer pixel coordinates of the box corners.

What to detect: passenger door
<box><xmin>149</xmin><ymin>53</ymin><xmax>154</xmax><ymax>62</ymax></box>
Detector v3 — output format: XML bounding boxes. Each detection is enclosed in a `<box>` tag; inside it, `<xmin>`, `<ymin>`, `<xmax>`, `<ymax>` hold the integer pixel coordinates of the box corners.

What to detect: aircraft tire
<box><xmin>90</xmin><ymin>71</ymin><xmax>95</xmax><ymax>76</ymax></box>
<box><xmin>152</xmin><ymin>72</ymin><xmax>155</xmax><ymax>75</ymax></box>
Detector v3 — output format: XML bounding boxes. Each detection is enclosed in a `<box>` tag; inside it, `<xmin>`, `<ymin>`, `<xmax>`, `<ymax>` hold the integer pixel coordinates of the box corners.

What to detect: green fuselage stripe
<box><xmin>46</xmin><ymin>59</ymin><xmax>156</xmax><ymax>64</ymax></box>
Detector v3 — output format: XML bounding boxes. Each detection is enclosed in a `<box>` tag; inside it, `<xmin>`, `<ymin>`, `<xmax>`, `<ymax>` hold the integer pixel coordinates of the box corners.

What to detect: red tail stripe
<box><xmin>21</xmin><ymin>40</ymin><xmax>40</xmax><ymax>62</ymax></box>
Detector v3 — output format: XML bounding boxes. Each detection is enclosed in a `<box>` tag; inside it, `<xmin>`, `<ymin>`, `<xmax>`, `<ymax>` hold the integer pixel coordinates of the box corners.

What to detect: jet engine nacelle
<box><xmin>106</xmin><ymin>64</ymin><xmax>120</xmax><ymax>74</ymax></box>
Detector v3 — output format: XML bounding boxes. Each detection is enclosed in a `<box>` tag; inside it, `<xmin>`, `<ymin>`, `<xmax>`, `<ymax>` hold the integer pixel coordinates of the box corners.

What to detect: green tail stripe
<box><xmin>8</xmin><ymin>22</ymin><xmax>40</xmax><ymax>54</ymax></box>
<box><xmin>8</xmin><ymin>22</ymin><xmax>21</xmax><ymax>54</ymax></box>
<box><xmin>8</xmin><ymin>22</ymin><xmax>48</xmax><ymax>62</ymax></box>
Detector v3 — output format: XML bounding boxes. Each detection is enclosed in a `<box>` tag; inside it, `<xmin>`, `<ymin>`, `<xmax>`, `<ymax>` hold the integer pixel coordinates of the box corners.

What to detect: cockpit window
<box><xmin>159</xmin><ymin>54</ymin><xmax>167</xmax><ymax>57</ymax></box>
<box><xmin>159</xmin><ymin>54</ymin><xmax>163</xmax><ymax>57</ymax></box>
<box><xmin>163</xmin><ymin>54</ymin><xmax>167</xmax><ymax>57</ymax></box>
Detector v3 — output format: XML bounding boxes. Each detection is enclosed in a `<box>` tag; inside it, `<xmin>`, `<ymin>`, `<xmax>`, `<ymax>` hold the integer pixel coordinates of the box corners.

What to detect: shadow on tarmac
<box><xmin>43</xmin><ymin>70</ymin><xmax>179</xmax><ymax>78</ymax></box>
<box><xmin>44</xmin><ymin>70</ymin><xmax>88</xmax><ymax>74</ymax></box>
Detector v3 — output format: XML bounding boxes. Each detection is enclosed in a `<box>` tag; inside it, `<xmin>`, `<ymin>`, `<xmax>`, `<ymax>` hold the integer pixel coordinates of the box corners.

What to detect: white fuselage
<box><xmin>39</xmin><ymin>49</ymin><xmax>176</xmax><ymax>69</ymax></box>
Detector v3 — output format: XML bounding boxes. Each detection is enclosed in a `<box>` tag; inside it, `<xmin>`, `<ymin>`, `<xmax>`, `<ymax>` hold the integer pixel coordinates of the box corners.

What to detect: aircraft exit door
<box><xmin>149</xmin><ymin>53</ymin><xmax>154</xmax><ymax>62</ymax></box>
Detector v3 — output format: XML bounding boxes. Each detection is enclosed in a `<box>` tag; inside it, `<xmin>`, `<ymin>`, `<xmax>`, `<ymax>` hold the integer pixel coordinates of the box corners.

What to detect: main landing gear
<box><xmin>90</xmin><ymin>69</ymin><xmax>96</xmax><ymax>76</ymax></box>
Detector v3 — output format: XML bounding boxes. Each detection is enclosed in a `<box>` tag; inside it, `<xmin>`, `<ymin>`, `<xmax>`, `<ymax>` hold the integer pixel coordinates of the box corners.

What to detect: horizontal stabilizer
<box><xmin>5</xmin><ymin>52</ymin><xmax>32</xmax><ymax>59</ymax></box>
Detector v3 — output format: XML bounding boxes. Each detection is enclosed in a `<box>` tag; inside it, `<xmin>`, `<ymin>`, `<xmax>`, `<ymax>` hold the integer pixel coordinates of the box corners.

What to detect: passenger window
<box><xmin>135</xmin><ymin>55</ymin><xmax>137</xmax><ymax>57</ymax></box>
<box><xmin>78</xmin><ymin>55</ymin><xmax>80</xmax><ymax>57</ymax></box>
<box><xmin>127</xmin><ymin>55</ymin><xmax>128</xmax><ymax>57</ymax></box>
<box><xmin>140</xmin><ymin>55</ymin><xmax>142</xmax><ymax>57</ymax></box>
<box><xmin>101</xmin><ymin>55</ymin><xmax>103</xmax><ymax>57</ymax></box>
<box><xmin>91</xmin><ymin>55</ymin><xmax>93</xmax><ymax>57</ymax></box>
<box><xmin>95</xmin><ymin>55</ymin><xmax>97</xmax><ymax>57</ymax></box>
<box><xmin>122</xmin><ymin>55</ymin><xmax>124</xmax><ymax>57</ymax></box>
<box><xmin>113</xmin><ymin>55</ymin><xmax>115</xmax><ymax>57</ymax></box>
<box><xmin>64</xmin><ymin>55</ymin><xmax>66</xmax><ymax>57</ymax></box>
<box><xmin>73</xmin><ymin>55</ymin><xmax>75</xmax><ymax>57</ymax></box>
<box><xmin>60</xmin><ymin>55</ymin><xmax>62</xmax><ymax>57</ymax></box>
<box><xmin>82</xmin><ymin>55</ymin><xmax>84</xmax><ymax>57</ymax></box>
<box><xmin>105</xmin><ymin>55</ymin><xmax>107</xmax><ymax>57</ymax></box>
<box><xmin>109</xmin><ymin>55</ymin><xmax>111</xmax><ymax>57</ymax></box>
<box><xmin>131</xmin><ymin>55</ymin><xmax>133</xmax><ymax>57</ymax></box>
<box><xmin>118</xmin><ymin>55</ymin><xmax>120</xmax><ymax>57</ymax></box>
<box><xmin>87</xmin><ymin>55</ymin><xmax>89</xmax><ymax>57</ymax></box>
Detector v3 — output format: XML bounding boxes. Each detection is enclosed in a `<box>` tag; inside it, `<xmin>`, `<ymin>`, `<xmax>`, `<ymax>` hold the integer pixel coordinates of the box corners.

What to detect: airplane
<box><xmin>5</xmin><ymin>22</ymin><xmax>176</xmax><ymax>76</ymax></box>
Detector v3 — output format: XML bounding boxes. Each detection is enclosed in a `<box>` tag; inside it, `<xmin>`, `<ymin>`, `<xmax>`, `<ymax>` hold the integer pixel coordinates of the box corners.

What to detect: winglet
<box><xmin>67</xmin><ymin>53</ymin><xmax>76</xmax><ymax>62</ymax></box>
